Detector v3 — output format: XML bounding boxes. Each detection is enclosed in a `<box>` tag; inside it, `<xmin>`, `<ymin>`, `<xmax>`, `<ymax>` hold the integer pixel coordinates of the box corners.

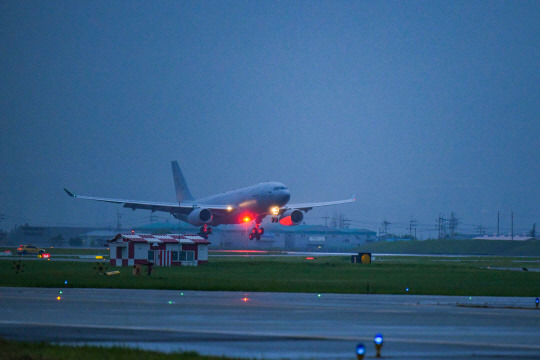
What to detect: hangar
<box><xmin>108</xmin><ymin>233</ymin><xmax>210</xmax><ymax>266</ymax></box>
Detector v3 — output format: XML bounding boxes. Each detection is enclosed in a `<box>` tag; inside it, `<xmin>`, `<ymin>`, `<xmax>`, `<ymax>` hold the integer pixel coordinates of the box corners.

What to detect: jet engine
<box><xmin>279</xmin><ymin>209</ymin><xmax>304</xmax><ymax>226</ymax></box>
<box><xmin>186</xmin><ymin>208</ymin><xmax>213</xmax><ymax>226</ymax></box>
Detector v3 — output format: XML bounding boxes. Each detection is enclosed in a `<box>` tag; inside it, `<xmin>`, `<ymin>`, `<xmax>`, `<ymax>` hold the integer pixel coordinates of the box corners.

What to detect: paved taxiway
<box><xmin>1</xmin><ymin>287</ymin><xmax>539</xmax><ymax>359</ymax></box>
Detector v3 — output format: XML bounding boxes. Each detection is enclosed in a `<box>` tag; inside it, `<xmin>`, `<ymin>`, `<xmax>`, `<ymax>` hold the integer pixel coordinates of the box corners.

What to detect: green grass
<box><xmin>1</xmin><ymin>246</ymin><xmax>108</xmax><ymax>256</ymax></box>
<box><xmin>0</xmin><ymin>338</ymin><xmax>245</xmax><ymax>360</ymax></box>
<box><xmin>4</xmin><ymin>239</ymin><xmax>540</xmax><ymax>257</ymax></box>
<box><xmin>357</xmin><ymin>239</ymin><xmax>540</xmax><ymax>256</ymax></box>
<box><xmin>2</xmin><ymin>256</ymin><xmax>540</xmax><ymax>296</ymax></box>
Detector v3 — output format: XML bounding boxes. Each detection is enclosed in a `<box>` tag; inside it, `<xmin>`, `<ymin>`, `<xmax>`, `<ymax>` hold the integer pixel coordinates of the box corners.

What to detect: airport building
<box><xmin>136</xmin><ymin>222</ymin><xmax>377</xmax><ymax>251</ymax></box>
<box><xmin>81</xmin><ymin>230</ymin><xmax>118</xmax><ymax>247</ymax></box>
<box><xmin>473</xmin><ymin>235</ymin><xmax>536</xmax><ymax>241</ymax></box>
<box><xmin>108</xmin><ymin>233</ymin><xmax>210</xmax><ymax>266</ymax></box>
<box><xmin>4</xmin><ymin>225</ymin><xmax>98</xmax><ymax>247</ymax></box>
<box><xmin>3</xmin><ymin>222</ymin><xmax>377</xmax><ymax>251</ymax></box>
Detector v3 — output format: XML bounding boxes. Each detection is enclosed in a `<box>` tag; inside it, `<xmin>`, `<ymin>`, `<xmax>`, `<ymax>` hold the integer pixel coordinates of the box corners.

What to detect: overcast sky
<box><xmin>1</xmin><ymin>1</ymin><xmax>539</xmax><ymax>237</ymax></box>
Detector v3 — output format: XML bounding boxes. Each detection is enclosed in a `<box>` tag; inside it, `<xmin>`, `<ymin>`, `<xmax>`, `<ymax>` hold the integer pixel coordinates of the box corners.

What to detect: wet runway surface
<box><xmin>1</xmin><ymin>287</ymin><xmax>539</xmax><ymax>359</ymax></box>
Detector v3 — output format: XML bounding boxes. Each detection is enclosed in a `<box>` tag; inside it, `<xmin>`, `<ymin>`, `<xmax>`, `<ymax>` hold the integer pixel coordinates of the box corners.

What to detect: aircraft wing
<box><xmin>63</xmin><ymin>188</ymin><xmax>231</xmax><ymax>214</ymax></box>
<box><xmin>284</xmin><ymin>195</ymin><xmax>356</xmax><ymax>212</ymax></box>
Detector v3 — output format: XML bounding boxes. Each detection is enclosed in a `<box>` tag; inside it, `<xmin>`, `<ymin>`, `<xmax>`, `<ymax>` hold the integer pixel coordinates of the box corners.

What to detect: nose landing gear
<box><xmin>198</xmin><ymin>224</ymin><xmax>212</xmax><ymax>239</ymax></box>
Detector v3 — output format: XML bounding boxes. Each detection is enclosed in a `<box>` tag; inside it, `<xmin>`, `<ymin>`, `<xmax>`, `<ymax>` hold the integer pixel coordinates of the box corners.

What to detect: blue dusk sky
<box><xmin>1</xmin><ymin>1</ymin><xmax>539</xmax><ymax>237</ymax></box>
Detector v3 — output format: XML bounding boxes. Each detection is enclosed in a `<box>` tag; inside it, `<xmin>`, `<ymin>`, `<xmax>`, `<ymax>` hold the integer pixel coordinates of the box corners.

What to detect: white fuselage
<box><xmin>176</xmin><ymin>181</ymin><xmax>291</xmax><ymax>225</ymax></box>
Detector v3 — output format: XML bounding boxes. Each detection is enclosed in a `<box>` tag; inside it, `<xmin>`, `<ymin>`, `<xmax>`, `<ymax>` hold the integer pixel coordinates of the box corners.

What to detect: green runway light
<box><xmin>318</xmin><ymin>294</ymin><xmax>321</xmax><ymax>298</ymax></box>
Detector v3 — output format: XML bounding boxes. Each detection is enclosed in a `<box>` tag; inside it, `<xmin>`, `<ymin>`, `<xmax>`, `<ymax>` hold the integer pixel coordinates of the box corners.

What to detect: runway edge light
<box><xmin>355</xmin><ymin>343</ymin><xmax>366</xmax><ymax>360</ymax></box>
<box><xmin>536</xmin><ymin>297</ymin><xmax>539</xmax><ymax>309</ymax></box>
<box><xmin>374</xmin><ymin>333</ymin><xmax>384</xmax><ymax>358</ymax></box>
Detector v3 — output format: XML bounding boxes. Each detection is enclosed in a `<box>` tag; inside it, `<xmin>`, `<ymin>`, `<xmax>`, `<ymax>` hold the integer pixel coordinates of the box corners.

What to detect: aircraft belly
<box><xmin>210</xmin><ymin>212</ymin><xmax>236</xmax><ymax>226</ymax></box>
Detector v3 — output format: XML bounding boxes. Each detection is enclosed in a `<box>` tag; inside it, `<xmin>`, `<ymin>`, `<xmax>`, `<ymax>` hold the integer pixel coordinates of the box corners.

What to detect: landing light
<box><xmin>271</xmin><ymin>206</ymin><xmax>280</xmax><ymax>215</ymax></box>
<box><xmin>227</xmin><ymin>206</ymin><xmax>233</xmax><ymax>212</ymax></box>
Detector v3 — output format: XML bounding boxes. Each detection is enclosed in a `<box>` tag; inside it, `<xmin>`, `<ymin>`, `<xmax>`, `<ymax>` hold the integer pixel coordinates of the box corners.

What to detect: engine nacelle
<box><xmin>186</xmin><ymin>208</ymin><xmax>213</xmax><ymax>226</ymax></box>
<box><xmin>279</xmin><ymin>209</ymin><xmax>304</xmax><ymax>226</ymax></box>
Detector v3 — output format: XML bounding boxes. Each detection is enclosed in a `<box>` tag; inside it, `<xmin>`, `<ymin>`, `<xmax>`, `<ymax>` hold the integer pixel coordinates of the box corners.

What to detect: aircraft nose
<box><xmin>281</xmin><ymin>191</ymin><xmax>290</xmax><ymax>204</ymax></box>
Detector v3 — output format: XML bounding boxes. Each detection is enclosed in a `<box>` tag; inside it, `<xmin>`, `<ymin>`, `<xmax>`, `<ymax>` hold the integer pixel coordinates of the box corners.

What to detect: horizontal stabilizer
<box><xmin>64</xmin><ymin>188</ymin><xmax>76</xmax><ymax>197</ymax></box>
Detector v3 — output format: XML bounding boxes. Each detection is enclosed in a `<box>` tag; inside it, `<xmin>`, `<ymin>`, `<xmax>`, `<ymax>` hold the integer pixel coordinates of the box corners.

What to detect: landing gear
<box><xmin>198</xmin><ymin>224</ymin><xmax>212</xmax><ymax>239</ymax></box>
<box><xmin>271</xmin><ymin>216</ymin><xmax>279</xmax><ymax>223</ymax></box>
<box><xmin>249</xmin><ymin>223</ymin><xmax>264</xmax><ymax>241</ymax></box>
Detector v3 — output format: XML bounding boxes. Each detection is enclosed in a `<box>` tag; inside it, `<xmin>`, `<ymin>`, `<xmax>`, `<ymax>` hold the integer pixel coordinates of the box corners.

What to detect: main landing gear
<box><xmin>249</xmin><ymin>223</ymin><xmax>264</xmax><ymax>241</ymax></box>
<box><xmin>199</xmin><ymin>224</ymin><xmax>212</xmax><ymax>240</ymax></box>
<box><xmin>270</xmin><ymin>216</ymin><xmax>279</xmax><ymax>223</ymax></box>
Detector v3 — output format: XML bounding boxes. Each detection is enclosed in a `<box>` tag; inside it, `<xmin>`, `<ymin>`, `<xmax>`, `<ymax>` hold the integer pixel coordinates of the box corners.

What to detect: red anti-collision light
<box><xmin>240</xmin><ymin>213</ymin><xmax>253</xmax><ymax>223</ymax></box>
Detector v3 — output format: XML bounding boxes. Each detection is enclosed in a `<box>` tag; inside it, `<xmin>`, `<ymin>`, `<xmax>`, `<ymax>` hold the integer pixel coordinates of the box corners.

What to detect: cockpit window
<box><xmin>273</xmin><ymin>186</ymin><xmax>287</xmax><ymax>190</ymax></box>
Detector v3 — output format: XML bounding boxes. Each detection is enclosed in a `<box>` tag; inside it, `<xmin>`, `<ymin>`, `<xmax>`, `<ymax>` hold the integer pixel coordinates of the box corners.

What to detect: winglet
<box><xmin>64</xmin><ymin>188</ymin><xmax>76</xmax><ymax>197</ymax></box>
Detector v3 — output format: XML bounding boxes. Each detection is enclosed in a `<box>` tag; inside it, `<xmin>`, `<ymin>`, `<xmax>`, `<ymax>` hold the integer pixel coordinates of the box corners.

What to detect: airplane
<box><xmin>64</xmin><ymin>161</ymin><xmax>355</xmax><ymax>240</ymax></box>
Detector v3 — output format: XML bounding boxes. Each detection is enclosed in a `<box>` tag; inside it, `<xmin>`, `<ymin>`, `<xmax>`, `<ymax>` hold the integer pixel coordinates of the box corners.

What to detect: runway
<box><xmin>1</xmin><ymin>287</ymin><xmax>539</xmax><ymax>359</ymax></box>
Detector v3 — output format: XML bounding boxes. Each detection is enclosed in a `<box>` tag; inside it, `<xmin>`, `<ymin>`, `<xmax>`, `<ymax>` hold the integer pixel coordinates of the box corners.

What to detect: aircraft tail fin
<box><xmin>171</xmin><ymin>161</ymin><xmax>194</xmax><ymax>202</ymax></box>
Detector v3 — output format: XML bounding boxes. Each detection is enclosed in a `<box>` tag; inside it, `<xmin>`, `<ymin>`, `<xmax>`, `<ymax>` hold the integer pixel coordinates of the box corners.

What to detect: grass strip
<box><xmin>1</xmin><ymin>256</ymin><xmax>539</xmax><ymax>296</ymax></box>
<box><xmin>0</xmin><ymin>338</ymin><xmax>247</xmax><ymax>360</ymax></box>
